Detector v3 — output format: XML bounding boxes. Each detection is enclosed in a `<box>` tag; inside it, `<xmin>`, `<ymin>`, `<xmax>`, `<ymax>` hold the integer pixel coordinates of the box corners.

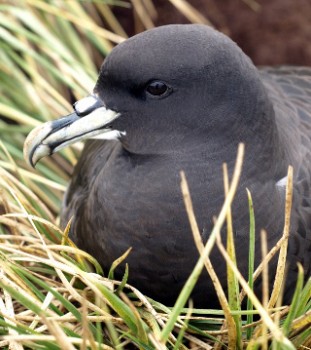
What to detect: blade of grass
<box><xmin>181</xmin><ymin>163</ymin><xmax>237</xmax><ymax>349</ymax></box>
<box><xmin>168</xmin><ymin>0</ymin><xmax>213</xmax><ymax>26</ymax></box>
<box><xmin>216</xmin><ymin>234</ymin><xmax>295</xmax><ymax>349</ymax></box>
<box><xmin>268</xmin><ymin>166</ymin><xmax>293</xmax><ymax>308</ymax></box>
<box><xmin>223</xmin><ymin>162</ymin><xmax>242</xmax><ymax>349</ymax></box>
<box><xmin>261</xmin><ymin>230</ymin><xmax>269</xmax><ymax>350</ymax></box>
<box><xmin>246</xmin><ymin>189</ymin><xmax>255</xmax><ymax>339</ymax></box>
<box><xmin>282</xmin><ymin>264</ymin><xmax>305</xmax><ymax>335</ymax></box>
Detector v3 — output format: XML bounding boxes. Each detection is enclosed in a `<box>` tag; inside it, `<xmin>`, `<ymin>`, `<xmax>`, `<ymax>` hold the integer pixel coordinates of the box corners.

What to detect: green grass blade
<box><xmin>246</xmin><ymin>189</ymin><xmax>255</xmax><ymax>339</ymax></box>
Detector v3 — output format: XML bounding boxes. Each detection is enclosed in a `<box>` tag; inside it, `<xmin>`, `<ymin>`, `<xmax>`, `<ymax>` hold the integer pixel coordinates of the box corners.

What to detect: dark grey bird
<box><xmin>24</xmin><ymin>24</ymin><xmax>311</xmax><ymax>307</ymax></box>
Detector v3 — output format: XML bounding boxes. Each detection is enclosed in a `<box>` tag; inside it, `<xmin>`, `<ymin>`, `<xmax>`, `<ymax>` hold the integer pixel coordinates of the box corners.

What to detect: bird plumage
<box><xmin>25</xmin><ymin>25</ymin><xmax>311</xmax><ymax>307</ymax></box>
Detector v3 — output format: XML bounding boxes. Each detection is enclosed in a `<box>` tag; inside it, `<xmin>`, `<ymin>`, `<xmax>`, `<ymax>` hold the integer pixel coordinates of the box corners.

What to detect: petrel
<box><xmin>24</xmin><ymin>24</ymin><xmax>311</xmax><ymax>307</ymax></box>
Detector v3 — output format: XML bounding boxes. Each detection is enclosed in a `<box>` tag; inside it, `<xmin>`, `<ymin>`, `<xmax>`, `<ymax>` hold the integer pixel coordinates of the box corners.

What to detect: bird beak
<box><xmin>24</xmin><ymin>95</ymin><xmax>121</xmax><ymax>167</ymax></box>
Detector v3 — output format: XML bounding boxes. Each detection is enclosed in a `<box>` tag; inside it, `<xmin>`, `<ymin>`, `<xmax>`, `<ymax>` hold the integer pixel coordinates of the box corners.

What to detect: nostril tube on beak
<box><xmin>74</xmin><ymin>95</ymin><xmax>105</xmax><ymax>117</ymax></box>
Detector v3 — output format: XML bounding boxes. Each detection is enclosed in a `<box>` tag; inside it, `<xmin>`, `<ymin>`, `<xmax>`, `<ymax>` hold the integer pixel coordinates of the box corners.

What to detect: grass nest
<box><xmin>0</xmin><ymin>1</ymin><xmax>310</xmax><ymax>349</ymax></box>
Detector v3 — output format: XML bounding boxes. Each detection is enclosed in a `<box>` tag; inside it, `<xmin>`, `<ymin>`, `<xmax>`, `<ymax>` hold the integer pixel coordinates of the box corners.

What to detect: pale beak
<box><xmin>24</xmin><ymin>94</ymin><xmax>121</xmax><ymax>167</ymax></box>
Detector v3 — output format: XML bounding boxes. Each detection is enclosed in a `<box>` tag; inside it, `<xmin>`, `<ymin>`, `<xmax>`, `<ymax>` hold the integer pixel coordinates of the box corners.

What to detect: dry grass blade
<box><xmin>95</xmin><ymin>3</ymin><xmax>128</xmax><ymax>38</ymax></box>
<box><xmin>0</xmin><ymin>103</ymin><xmax>41</xmax><ymax>127</ymax></box>
<box><xmin>0</xmin><ymin>288</ymin><xmax>24</xmax><ymax>350</ymax></box>
<box><xmin>239</xmin><ymin>167</ymin><xmax>294</xmax><ymax>305</ymax></box>
<box><xmin>168</xmin><ymin>0</ymin><xmax>214</xmax><ymax>26</ymax></box>
<box><xmin>132</xmin><ymin>0</ymin><xmax>156</xmax><ymax>29</ymax></box>
<box><xmin>26</xmin><ymin>0</ymin><xmax>125</xmax><ymax>45</ymax></box>
<box><xmin>242</xmin><ymin>0</ymin><xmax>261</xmax><ymax>12</ymax></box>
<box><xmin>223</xmin><ymin>163</ymin><xmax>242</xmax><ymax>348</ymax></box>
<box><xmin>216</xmin><ymin>236</ymin><xmax>295</xmax><ymax>349</ymax></box>
<box><xmin>41</xmin><ymin>313</ymin><xmax>76</xmax><ymax>350</ymax></box>
<box><xmin>268</xmin><ymin>166</ymin><xmax>293</xmax><ymax>307</ymax></box>
<box><xmin>180</xmin><ymin>169</ymin><xmax>237</xmax><ymax>349</ymax></box>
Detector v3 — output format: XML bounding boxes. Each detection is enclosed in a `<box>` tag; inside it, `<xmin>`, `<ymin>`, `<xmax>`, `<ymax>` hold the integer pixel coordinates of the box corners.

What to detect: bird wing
<box><xmin>263</xmin><ymin>67</ymin><xmax>311</xmax><ymax>292</ymax></box>
<box><xmin>262</xmin><ymin>66</ymin><xmax>311</xmax><ymax>126</ymax></box>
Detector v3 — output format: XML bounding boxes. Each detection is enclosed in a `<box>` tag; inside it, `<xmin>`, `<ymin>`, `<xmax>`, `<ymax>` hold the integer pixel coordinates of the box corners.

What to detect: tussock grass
<box><xmin>0</xmin><ymin>1</ymin><xmax>310</xmax><ymax>349</ymax></box>
<box><xmin>1</xmin><ymin>142</ymin><xmax>310</xmax><ymax>349</ymax></box>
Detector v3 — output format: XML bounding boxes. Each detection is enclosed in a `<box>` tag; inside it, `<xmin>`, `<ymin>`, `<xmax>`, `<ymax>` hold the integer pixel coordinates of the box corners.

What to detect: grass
<box><xmin>0</xmin><ymin>1</ymin><xmax>310</xmax><ymax>349</ymax></box>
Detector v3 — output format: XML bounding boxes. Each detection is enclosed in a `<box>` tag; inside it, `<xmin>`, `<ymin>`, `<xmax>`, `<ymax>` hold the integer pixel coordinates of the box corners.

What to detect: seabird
<box><xmin>24</xmin><ymin>24</ymin><xmax>311</xmax><ymax>307</ymax></box>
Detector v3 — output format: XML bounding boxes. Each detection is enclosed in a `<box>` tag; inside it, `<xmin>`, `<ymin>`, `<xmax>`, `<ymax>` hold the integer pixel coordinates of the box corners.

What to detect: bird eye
<box><xmin>146</xmin><ymin>81</ymin><xmax>169</xmax><ymax>97</ymax></box>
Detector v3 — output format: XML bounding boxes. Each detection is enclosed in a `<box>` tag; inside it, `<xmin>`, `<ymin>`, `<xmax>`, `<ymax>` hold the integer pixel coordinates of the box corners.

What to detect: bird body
<box><xmin>24</xmin><ymin>25</ymin><xmax>311</xmax><ymax>307</ymax></box>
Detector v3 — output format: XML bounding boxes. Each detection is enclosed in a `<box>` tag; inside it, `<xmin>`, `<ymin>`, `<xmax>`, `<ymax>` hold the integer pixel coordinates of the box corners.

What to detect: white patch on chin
<box><xmin>92</xmin><ymin>130</ymin><xmax>126</xmax><ymax>141</ymax></box>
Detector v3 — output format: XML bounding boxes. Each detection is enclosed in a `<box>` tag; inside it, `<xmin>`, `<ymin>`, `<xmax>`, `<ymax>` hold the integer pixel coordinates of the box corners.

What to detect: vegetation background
<box><xmin>0</xmin><ymin>1</ymin><xmax>310</xmax><ymax>349</ymax></box>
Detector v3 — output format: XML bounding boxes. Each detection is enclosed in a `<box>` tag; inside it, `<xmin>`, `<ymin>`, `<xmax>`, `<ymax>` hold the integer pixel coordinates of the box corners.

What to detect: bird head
<box><xmin>24</xmin><ymin>24</ymin><xmax>273</xmax><ymax>166</ymax></box>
